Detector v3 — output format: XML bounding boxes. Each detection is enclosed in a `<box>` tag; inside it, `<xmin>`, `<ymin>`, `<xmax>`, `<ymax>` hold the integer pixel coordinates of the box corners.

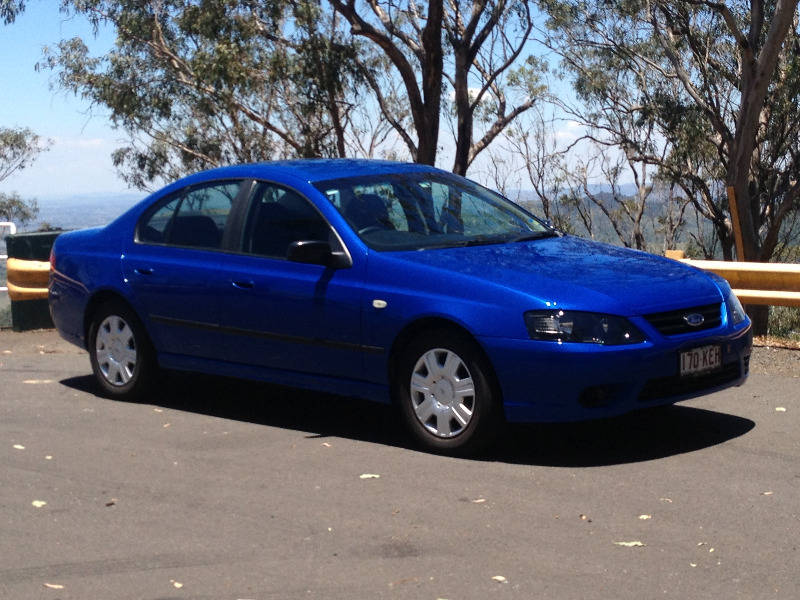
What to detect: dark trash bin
<box><xmin>4</xmin><ymin>231</ymin><xmax>63</xmax><ymax>331</ymax></box>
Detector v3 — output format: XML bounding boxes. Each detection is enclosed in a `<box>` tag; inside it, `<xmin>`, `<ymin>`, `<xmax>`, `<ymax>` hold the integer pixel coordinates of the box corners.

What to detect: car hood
<box><xmin>386</xmin><ymin>236</ymin><xmax>723</xmax><ymax>315</ymax></box>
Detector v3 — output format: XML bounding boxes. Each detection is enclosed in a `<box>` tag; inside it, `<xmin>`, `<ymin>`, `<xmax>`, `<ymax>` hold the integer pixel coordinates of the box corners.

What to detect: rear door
<box><xmin>122</xmin><ymin>180</ymin><xmax>247</xmax><ymax>360</ymax></box>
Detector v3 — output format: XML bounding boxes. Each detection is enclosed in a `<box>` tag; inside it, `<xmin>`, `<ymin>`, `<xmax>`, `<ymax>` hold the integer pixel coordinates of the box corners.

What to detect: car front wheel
<box><xmin>88</xmin><ymin>302</ymin><xmax>155</xmax><ymax>400</ymax></box>
<box><xmin>395</xmin><ymin>330</ymin><xmax>502</xmax><ymax>455</ymax></box>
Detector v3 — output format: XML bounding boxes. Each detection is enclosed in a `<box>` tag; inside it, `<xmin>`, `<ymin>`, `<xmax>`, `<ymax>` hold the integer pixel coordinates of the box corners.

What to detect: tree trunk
<box><xmin>452</xmin><ymin>50</ymin><xmax>471</xmax><ymax>176</ymax></box>
<box><xmin>417</xmin><ymin>0</ymin><xmax>444</xmax><ymax>166</ymax></box>
<box><xmin>746</xmin><ymin>304</ymin><xmax>769</xmax><ymax>336</ymax></box>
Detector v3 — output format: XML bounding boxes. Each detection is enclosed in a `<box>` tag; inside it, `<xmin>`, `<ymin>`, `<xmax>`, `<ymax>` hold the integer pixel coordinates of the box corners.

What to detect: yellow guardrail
<box><xmin>665</xmin><ymin>250</ymin><xmax>800</xmax><ymax>307</ymax></box>
<box><xmin>5</xmin><ymin>257</ymin><xmax>50</xmax><ymax>302</ymax></box>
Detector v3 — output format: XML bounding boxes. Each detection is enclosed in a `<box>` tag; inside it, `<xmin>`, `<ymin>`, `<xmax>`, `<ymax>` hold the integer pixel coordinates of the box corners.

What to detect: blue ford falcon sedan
<box><xmin>49</xmin><ymin>159</ymin><xmax>752</xmax><ymax>453</ymax></box>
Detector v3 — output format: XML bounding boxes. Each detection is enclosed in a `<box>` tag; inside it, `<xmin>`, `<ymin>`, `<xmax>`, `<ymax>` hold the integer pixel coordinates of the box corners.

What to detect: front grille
<box><xmin>638</xmin><ymin>362</ymin><xmax>741</xmax><ymax>402</ymax></box>
<box><xmin>644</xmin><ymin>303</ymin><xmax>722</xmax><ymax>336</ymax></box>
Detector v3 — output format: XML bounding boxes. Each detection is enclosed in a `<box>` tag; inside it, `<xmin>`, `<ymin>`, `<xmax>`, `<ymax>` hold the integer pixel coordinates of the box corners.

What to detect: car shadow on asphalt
<box><xmin>494</xmin><ymin>407</ymin><xmax>755</xmax><ymax>467</ymax></box>
<box><xmin>60</xmin><ymin>373</ymin><xmax>755</xmax><ymax>467</ymax></box>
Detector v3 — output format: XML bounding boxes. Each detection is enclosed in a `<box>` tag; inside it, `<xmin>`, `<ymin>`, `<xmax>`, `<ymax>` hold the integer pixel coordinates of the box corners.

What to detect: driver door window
<box><xmin>243</xmin><ymin>183</ymin><xmax>331</xmax><ymax>258</ymax></box>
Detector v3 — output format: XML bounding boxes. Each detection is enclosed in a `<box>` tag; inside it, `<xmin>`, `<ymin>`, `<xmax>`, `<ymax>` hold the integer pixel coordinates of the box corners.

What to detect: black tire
<box><xmin>88</xmin><ymin>301</ymin><xmax>156</xmax><ymax>401</ymax></box>
<box><xmin>393</xmin><ymin>329</ymin><xmax>502</xmax><ymax>455</ymax></box>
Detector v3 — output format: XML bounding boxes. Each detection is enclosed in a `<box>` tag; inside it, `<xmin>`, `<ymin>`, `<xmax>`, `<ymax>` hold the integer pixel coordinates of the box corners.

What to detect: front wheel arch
<box><xmin>390</xmin><ymin>322</ymin><xmax>504</xmax><ymax>455</ymax></box>
<box><xmin>388</xmin><ymin>318</ymin><xmax>498</xmax><ymax>389</ymax></box>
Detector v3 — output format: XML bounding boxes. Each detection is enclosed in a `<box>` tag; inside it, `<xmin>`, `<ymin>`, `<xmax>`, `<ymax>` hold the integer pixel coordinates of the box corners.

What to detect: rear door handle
<box><xmin>134</xmin><ymin>267</ymin><xmax>153</xmax><ymax>275</ymax></box>
<box><xmin>232</xmin><ymin>280</ymin><xmax>254</xmax><ymax>290</ymax></box>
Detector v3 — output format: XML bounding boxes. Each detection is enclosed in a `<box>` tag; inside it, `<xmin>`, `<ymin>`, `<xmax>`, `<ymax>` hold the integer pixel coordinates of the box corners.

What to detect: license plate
<box><xmin>680</xmin><ymin>345</ymin><xmax>722</xmax><ymax>376</ymax></box>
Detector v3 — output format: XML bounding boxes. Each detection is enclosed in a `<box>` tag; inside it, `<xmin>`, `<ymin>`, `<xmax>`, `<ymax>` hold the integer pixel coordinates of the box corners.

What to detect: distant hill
<box><xmin>27</xmin><ymin>192</ymin><xmax>146</xmax><ymax>232</ymax></box>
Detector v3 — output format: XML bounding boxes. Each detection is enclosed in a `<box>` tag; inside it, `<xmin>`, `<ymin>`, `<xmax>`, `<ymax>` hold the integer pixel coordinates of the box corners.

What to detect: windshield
<box><xmin>313</xmin><ymin>171</ymin><xmax>553</xmax><ymax>251</ymax></box>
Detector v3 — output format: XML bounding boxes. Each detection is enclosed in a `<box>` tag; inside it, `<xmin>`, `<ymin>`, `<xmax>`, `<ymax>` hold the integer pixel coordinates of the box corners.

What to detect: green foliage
<box><xmin>540</xmin><ymin>0</ymin><xmax>800</xmax><ymax>262</ymax></box>
<box><xmin>768</xmin><ymin>306</ymin><xmax>800</xmax><ymax>341</ymax></box>
<box><xmin>0</xmin><ymin>126</ymin><xmax>47</xmax><ymax>183</ymax></box>
<box><xmin>0</xmin><ymin>126</ymin><xmax>44</xmax><ymax>227</ymax></box>
<box><xmin>0</xmin><ymin>0</ymin><xmax>25</xmax><ymax>24</ymax></box>
<box><xmin>0</xmin><ymin>192</ymin><xmax>38</xmax><ymax>225</ymax></box>
<box><xmin>44</xmin><ymin>0</ymin><xmax>367</xmax><ymax>189</ymax></box>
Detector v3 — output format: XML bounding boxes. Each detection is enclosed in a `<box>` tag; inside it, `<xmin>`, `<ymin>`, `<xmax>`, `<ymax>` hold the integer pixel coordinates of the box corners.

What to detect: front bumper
<box><xmin>479</xmin><ymin>323</ymin><xmax>752</xmax><ymax>423</ymax></box>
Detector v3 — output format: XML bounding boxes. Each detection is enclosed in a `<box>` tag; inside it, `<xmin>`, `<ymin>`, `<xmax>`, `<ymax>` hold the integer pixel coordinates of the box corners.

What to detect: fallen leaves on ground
<box><xmin>639</xmin><ymin>514</ymin><xmax>652</xmax><ymax>520</ymax></box>
<box><xmin>614</xmin><ymin>541</ymin><xmax>645</xmax><ymax>547</ymax></box>
<box><xmin>171</xmin><ymin>580</ymin><xmax>183</xmax><ymax>589</ymax></box>
<box><xmin>13</xmin><ymin>444</ymin><xmax>25</xmax><ymax>450</ymax></box>
<box><xmin>31</xmin><ymin>500</ymin><xmax>47</xmax><ymax>508</ymax></box>
<box><xmin>491</xmin><ymin>575</ymin><xmax>507</xmax><ymax>583</ymax></box>
<box><xmin>43</xmin><ymin>583</ymin><xmax>64</xmax><ymax>590</ymax></box>
<box><xmin>359</xmin><ymin>473</ymin><xmax>380</xmax><ymax>479</ymax></box>
<box><xmin>775</xmin><ymin>407</ymin><xmax>787</xmax><ymax>412</ymax></box>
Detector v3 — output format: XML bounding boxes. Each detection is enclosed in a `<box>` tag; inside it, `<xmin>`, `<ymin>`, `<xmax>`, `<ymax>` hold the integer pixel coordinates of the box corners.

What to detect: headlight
<box><xmin>524</xmin><ymin>310</ymin><xmax>646</xmax><ymax>345</ymax></box>
<box><xmin>726</xmin><ymin>289</ymin><xmax>747</xmax><ymax>326</ymax></box>
<box><xmin>710</xmin><ymin>272</ymin><xmax>748</xmax><ymax>327</ymax></box>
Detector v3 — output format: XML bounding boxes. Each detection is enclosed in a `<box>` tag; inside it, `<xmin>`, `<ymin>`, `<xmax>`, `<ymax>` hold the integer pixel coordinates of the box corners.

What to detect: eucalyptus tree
<box><xmin>2</xmin><ymin>5</ymin><xmax>43</xmax><ymax>225</ymax></box>
<box><xmin>0</xmin><ymin>127</ymin><xmax>46</xmax><ymax>225</ymax></box>
<box><xmin>43</xmin><ymin>0</ymin><xmax>367</xmax><ymax>190</ymax></box>
<box><xmin>539</xmin><ymin>0</ymin><xmax>800</xmax><ymax>263</ymax></box>
<box><xmin>330</xmin><ymin>0</ymin><xmax>545</xmax><ymax>174</ymax></box>
<box><xmin>0</xmin><ymin>0</ymin><xmax>25</xmax><ymax>24</ymax></box>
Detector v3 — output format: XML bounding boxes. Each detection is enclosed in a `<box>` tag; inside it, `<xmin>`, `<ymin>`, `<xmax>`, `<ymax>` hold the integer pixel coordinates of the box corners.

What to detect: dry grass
<box><xmin>753</xmin><ymin>335</ymin><xmax>800</xmax><ymax>350</ymax></box>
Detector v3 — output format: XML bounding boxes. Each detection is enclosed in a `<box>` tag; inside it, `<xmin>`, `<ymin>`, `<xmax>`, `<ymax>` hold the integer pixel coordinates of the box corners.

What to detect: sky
<box><xmin>0</xmin><ymin>2</ymin><xmax>128</xmax><ymax>200</ymax></box>
<box><xmin>0</xmin><ymin>3</ymin><xmax>583</xmax><ymax>203</ymax></box>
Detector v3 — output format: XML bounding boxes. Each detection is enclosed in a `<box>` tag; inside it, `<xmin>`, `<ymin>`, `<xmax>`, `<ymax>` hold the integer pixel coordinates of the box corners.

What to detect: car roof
<box><xmin>192</xmin><ymin>159</ymin><xmax>440</xmax><ymax>185</ymax></box>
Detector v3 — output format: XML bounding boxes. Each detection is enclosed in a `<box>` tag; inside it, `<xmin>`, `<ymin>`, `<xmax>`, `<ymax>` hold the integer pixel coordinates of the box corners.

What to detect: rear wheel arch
<box><xmin>84</xmin><ymin>291</ymin><xmax>140</xmax><ymax>343</ymax></box>
<box><xmin>85</xmin><ymin>293</ymin><xmax>158</xmax><ymax>400</ymax></box>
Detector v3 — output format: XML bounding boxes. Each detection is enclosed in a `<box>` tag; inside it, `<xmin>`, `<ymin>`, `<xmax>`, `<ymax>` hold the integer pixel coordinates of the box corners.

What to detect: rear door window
<box><xmin>138</xmin><ymin>181</ymin><xmax>242</xmax><ymax>250</ymax></box>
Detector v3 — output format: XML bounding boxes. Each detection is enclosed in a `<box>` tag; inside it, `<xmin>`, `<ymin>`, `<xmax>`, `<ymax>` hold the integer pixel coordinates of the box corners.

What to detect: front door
<box><xmin>217</xmin><ymin>182</ymin><xmax>366</xmax><ymax>381</ymax></box>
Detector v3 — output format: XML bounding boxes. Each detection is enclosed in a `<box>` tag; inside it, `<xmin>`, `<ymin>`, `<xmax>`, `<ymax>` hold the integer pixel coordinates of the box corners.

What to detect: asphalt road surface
<box><xmin>1</xmin><ymin>329</ymin><xmax>798</xmax><ymax>599</ymax></box>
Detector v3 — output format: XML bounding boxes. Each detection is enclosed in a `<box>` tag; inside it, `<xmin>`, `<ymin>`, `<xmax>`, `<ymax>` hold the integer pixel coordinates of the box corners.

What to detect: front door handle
<box><xmin>134</xmin><ymin>267</ymin><xmax>153</xmax><ymax>275</ymax></box>
<box><xmin>232</xmin><ymin>280</ymin><xmax>254</xmax><ymax>290</ymax></box>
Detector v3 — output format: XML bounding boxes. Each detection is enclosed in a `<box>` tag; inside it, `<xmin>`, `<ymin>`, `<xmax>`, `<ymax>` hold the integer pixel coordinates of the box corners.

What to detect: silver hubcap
<box><xmin>95</xmin><ymin>315</ymin><xmax>137</xmax><ymax>386</ymax></box>
<box><xmin>410</xmin><ymin>348</ymin><xmax>475</xmax><ymax>438</ymax></box>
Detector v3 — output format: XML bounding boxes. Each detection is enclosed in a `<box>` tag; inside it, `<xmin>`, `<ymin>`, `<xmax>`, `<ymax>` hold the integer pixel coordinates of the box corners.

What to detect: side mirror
<box><xmin>287</xmin><ymin>240</ymin><xmax>351</xmax><ymax>269</ymax></box>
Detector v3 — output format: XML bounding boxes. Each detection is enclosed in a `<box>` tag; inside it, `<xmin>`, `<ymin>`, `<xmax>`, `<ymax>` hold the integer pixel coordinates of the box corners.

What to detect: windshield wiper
<box><xmin>422</xmin><ymin>236</ymin><xmax>504</xmax><ymax>250</ymax></box>
<box><xmin>509</xmin><ymin>231</ymin><xmax>560</xmax><ymax>243</ymax></box>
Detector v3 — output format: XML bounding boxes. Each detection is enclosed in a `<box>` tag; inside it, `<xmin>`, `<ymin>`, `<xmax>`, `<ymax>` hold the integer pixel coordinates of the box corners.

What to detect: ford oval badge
<box><xmin>684</xmin><ymin>313</ymin><xmax>705</xmax><ymax>327</ymax></box>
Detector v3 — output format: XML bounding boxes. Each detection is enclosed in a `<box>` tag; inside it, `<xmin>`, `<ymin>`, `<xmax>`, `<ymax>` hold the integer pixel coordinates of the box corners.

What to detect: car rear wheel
<box><xmin>88</xmin><ymin>302</ymin><xmax>155</xmax><ymax>400</ymax></box>
<box><xmin>395</xmin><ymin>330</ymin><xmax>502</xmax><ymax>455</ymax></box>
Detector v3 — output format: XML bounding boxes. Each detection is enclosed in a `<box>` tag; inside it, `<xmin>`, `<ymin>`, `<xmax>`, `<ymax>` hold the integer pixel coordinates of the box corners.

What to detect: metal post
<box><xmin>1</xmin><ymin>221</ymin><xmax>19</xmax><ymax>293</ymax></box>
